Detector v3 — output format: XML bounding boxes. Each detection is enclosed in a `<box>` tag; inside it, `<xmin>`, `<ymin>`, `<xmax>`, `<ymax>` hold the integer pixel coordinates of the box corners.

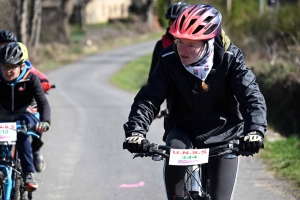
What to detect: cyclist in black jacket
<box><xmin>0</xmin><ymin>42</ymin><xmax>51</xmax><ymax>191</ymax></box>
<box><xmin>123</xmin><ymin>4</ymin><xmax>267</xmax><ymax>200</ymax></box>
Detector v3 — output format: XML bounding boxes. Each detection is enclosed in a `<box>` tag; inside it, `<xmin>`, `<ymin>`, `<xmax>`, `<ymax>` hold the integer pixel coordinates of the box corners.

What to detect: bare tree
<box><xmin>78</xmin><ymin>0</ymin><xmax>92</xmax><ymax>31</ymax></box>
<box><xmin>11</xmin><ymin>0</ymin><xmax>28</xmax><ymax>44</ymax></box>
<box><xmin>10</xmin><ymin>0</ymin><xmax>43</xmax><ymax>52</ymax></box>
<box><xmin>146</xmin><ymin>0</ymin><xmax>154</xmax><ymax>28</ymax></box>
<box><xmin>28</xmin><ymin>0</ymin><xmax>42</xmax><ymax>49</ymax></box>
<box><xmin>56</xmin><ymin>0</ymin><xmax>74</xmax><ymax>44</ymax></box>
<box><xmin>130</xmin><ymin>0</ymin><xmax>155</xmax><ymax>28</ymax></box>
<box><xmin>0</xmin><ymin>0</ymin><xmax>15</xmax><ymax>31</ymax></box>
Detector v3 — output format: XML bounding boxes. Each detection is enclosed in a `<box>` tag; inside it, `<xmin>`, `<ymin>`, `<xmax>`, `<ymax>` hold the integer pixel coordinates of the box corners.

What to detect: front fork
<box><xmin>0</xmin><ymin>166</ymin><xmax>12</xmax><ymax>200</ymax></box>
<box><xmin>184</xmin><ymin>164</ymin><xmax>211</xmax><ymax>200</ymax></box>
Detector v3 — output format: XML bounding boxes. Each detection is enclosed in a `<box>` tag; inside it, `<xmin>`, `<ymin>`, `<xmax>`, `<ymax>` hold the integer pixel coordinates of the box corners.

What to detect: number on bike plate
<box><xmin>0</xmin><ymin>122</ymin><xmax>17</xmax><ymax>144</ymax></box>
<box><xmin>169</xmin><ymin>149</ymin><xmax>209</xmax><ymax>166</ymax></box>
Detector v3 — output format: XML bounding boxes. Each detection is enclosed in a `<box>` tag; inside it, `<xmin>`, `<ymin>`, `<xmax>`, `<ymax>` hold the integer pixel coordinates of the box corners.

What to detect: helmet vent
<box><xmin>188</xmin><ymin>5</ymin><xmax>198</xmax><ymax>14</ymax></box>
<box><xmin>187</xmin><ymin>19</ymin><xmax>196</xmax><ymax>30</ymax></box>
<box><xmin>195</xmin><ymin>9</ymin><xmax>206</xmax><ymax>16</ymax></box>
<box><xmin>204</xmin><ymin>24</ymin><xmax>217</xmax><ymax>35</ymax></box>
<box><xmin>179</xmin><ymin>16</ymin><xmax>186</xmax><ymax>30</ymax></box>
<box><xmin>204</xmin><ymin>16</ymin><xmax>213</xmax><ymax>23</ymax></box>
<box><xmin>192</xmin><ymin>25</ymin><xmax>204</xmax><ymax>35</ymax></box>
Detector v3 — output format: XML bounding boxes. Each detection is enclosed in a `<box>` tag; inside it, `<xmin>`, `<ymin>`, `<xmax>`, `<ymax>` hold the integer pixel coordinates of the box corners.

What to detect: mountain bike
<box><xmin>0</xmin><ymin>121</ymin><xmax>40</xmax><ymax>200</ymax></box>
<box><xmin>131</xmin><ymin>142</ymin><xmax>252</xmax><ymax>200</ymax></box>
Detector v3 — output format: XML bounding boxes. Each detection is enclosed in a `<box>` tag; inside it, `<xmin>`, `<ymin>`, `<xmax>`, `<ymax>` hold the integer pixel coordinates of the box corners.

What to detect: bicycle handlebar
<box><xmin>132</xmin><ymin>142</ymin><xmax>253</xmax><ymax>159</ymax></box>
<box><xmin>16</xmin><ymin>121</ymin><xmax>40</xmax><ymax>138</ymax></box>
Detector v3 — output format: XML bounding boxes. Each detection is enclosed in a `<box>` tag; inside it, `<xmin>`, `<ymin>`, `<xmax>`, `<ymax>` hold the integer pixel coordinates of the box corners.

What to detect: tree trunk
<box><xmin>28</xmin><ymin>0</ymin><xmax>42</xmax><ymax>50</ymax></box>
<box><xmin>12</xmin><ymin>0</ymin><xmax>28</xmax><ymax>44</ymax></box>
<box><xmin>79</xmin><ymin>5</ymin><xmax>86</xmax><ymax>31</ymax></box>
<box><xmin>57</xmin><ymin>0</ymin><xmax>74</xmax><ymax>44</ymax></box>
<box><xmin>79</xmin><ymin>0</ymin><xmax>92</xmax><ymax>31</ymax></box>
<box><xmin>145</xmin><ymin>0</ymin><xmax>154</xmax><ymax>28</ymax></box>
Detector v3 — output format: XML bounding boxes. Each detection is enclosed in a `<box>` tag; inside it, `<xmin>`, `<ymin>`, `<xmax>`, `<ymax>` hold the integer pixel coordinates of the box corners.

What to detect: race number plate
<box><xmin>169</xmin><ymin>149</ymin><xmax>209</xmax><ymax>166</ymax></box>
<box><xmin>0</xmin><ymin>122</ymin><xmax>17</xmax><ymax>143</ymax></box>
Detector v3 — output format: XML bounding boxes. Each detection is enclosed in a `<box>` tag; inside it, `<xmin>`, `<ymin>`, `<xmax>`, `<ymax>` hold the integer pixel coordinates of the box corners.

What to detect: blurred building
<box><xmin>42</xmin><ymin>0</ymin><xmax>131</xmax><ymax>24</ymax></box>
<box><xmin>85</xmin><ymin>0</ymin><xmax>131</xmax><ymax>24</ymax></box>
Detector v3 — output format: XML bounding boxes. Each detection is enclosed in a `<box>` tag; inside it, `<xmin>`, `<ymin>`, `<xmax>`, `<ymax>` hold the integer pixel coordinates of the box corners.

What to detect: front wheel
<box><xmin>27</xmin><ymin>192</ymin><xmax>32</xmax><ymax>200</ymax></box>
<box><xmin>11</xmin><ymin>150</ymin><xmax>22</xmax><ymax>200</ymax></box>
<box><xmin>0</xmin><ymin>179</ymin><xmax>5</xmax><ymax>200</ymax></box>
<box><xmin>12</xmin><ymin>174</ymin><xmax>21</xmax><ymax>200</ymax></box>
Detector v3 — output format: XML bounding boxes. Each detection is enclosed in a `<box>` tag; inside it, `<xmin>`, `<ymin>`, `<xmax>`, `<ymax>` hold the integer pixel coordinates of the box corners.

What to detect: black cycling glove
<box><xmin>123</xmin><ymin>132</ymin><xmax>150</xmax><ymax>153</ymax></box>
<box><xmin>240</xmin><ymin>131</ymin><xmax>264</xmax><ymax>154</ymax></box>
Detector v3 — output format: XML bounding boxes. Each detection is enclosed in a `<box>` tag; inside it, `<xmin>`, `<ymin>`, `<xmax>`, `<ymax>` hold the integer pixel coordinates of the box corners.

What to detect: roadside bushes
<box><xmin>221</xmin><ymin>3</ymin><xmax>300</xmax><ymax>137</ymax></box>
<box><xmin>251</xmin><ymin>62</ymin><xmax>300</xmax><ymax>136</ymax></box>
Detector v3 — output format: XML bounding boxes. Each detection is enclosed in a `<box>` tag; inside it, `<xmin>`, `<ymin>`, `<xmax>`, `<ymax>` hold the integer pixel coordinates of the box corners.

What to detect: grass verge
<box><xmin>260</xmin><ymin>135</ymin><xmax>300</xmax><ymax>195</ymax></box>
<box><xmin>111</xmin><ymin>53</ymin><xmax>152</xmax><ymax>92</ymax></box>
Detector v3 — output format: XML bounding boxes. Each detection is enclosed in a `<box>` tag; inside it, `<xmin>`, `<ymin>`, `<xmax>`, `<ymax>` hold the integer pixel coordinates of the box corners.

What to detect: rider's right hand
<box><xmin>123</xmin><ymin>132</ymin><xmax>150</xmax><ymax>153</ymax></box>
<box><xmin>36</xmin><ymin>122</ymin><xmax>50</xmax><ymax>133</ymax></box>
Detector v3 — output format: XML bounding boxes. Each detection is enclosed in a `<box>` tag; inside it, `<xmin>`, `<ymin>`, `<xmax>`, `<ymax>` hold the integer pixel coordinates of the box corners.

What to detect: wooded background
<box><xmin>0</xmin><ymin>0</ymin><xmax>299</xmax><ymax>136</ymax></box>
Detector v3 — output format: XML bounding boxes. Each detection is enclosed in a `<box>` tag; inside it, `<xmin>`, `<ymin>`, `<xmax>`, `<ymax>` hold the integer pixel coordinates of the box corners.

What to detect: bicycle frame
<box><xmin>0</xmin><ymin>143</ymin><xmax>19</xmax><ymax>200</ymax></box>
<box><xmin>0</xmin><ymin>122</ymin><xmax>39</xmax><ymax>200</ymax></box>
<box><xmin>184</xmin><ymin>163</ymin><xmax>210</xmax><ymax>200</ymax></box>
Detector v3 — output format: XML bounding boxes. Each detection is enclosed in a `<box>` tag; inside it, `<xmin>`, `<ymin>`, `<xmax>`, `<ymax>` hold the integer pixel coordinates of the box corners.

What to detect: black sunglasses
<box><xmin>0</xmin><ymin>64</ymin><xmax>20</xmax><ymax>71</ymax></box>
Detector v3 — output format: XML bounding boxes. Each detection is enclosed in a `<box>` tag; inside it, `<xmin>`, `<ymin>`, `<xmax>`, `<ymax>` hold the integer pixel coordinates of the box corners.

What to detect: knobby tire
<box><xmin>11</xmin><ymin>150</ymin><xmax>22</xmax><ymax>200</ymax></box>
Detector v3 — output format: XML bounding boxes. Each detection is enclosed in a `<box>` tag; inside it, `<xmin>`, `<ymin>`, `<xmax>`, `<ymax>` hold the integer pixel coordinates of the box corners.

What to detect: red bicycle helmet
<box><xmin>169</xmin><ymin>4</ymin><xmax>222</xmax><ymax>40</ymax></box>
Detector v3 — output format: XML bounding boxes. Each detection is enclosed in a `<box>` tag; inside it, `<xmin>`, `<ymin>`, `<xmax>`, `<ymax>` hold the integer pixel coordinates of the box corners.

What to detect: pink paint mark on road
<box><xmin>120</xmin><ymin>181</ymin><xmax>145</xmax><ymax>188</ymax></box>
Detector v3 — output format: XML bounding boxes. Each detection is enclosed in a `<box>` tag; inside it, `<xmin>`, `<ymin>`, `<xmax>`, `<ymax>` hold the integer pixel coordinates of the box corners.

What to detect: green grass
<box><xmin>260</xmin><ymin>135</ymin><xmax>300</xmax><ymax>189</ymax></box>
<box><xmin>111</xmin><ymin>53</ymin><xmax>152</xmax><ymax>92</ymax></box>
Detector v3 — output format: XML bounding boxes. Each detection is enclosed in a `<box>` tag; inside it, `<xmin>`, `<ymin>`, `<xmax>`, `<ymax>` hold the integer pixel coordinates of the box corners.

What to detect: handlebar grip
<box><xmin>123</xmin><ymin>142</ymin><xmax>128</xmax><ymax>150</ymax></box>
<box><xmin>51</xmin><ymin>84</ymin><xmax>56</xmax><ymax>89</ymax></box>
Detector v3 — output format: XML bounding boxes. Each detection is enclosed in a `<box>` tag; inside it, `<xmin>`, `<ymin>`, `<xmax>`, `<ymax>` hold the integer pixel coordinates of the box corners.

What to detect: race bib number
<box><xmin>169</xmin><ymin>149</ymin><xmax>209</xmax><ymax>166</ymax></box>
<box><xmin>0</xmin><ymin>122</ymin><xmax>17</xmax><ymax>143</ymax></box>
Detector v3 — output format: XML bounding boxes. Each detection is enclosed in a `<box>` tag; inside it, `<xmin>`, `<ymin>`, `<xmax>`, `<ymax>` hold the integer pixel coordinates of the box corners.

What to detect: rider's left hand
<box><xmin>240</xmin><ymin>131</ymin><xmax>264</xmax><ymax>154</ymax></box>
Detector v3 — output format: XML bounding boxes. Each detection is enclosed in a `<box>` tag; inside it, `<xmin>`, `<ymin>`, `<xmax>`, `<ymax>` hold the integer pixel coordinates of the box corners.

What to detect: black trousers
<box><xmin>164</xmin><ymin>129</ymin><xmax>239</xmax><ymax>200</ymax></box>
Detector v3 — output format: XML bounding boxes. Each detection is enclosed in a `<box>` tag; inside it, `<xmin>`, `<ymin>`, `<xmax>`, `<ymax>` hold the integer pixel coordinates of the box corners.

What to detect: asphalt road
<box><xmin>33</xmin><ymin>40</ymin><xmax>298</xmax><ymax>200</ymax></box>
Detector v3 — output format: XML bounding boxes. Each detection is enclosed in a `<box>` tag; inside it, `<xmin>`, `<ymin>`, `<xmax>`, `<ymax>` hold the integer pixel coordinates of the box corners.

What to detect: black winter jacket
<box><xmin>0</xmin><ymin>69</ymin><xmax>51</xmax><ymax>123</ymax></box>
<box><xmin>124</xmin><ymin>32</ymin><xmax>267</xmax><ymax>147</ymax></box>
<box><xmin>148</xmin><ymin>28</ymin><xmax>174</xmax><ymax>79</ymax></box>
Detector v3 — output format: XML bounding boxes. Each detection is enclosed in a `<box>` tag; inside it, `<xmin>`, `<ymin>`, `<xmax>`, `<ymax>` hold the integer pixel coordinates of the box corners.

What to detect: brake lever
<box><xmin>133</xmin><ymin>152</ymin><xmax>152</xmax><ymax>159</ymax></box>
<box><xmin>152</xmin><ymin>149</ymin><xmax>169</xmax><ymax>158</ymax></box>
<box><xmin>236</xmin><ymin>151</ymin><xmax>254</xmax><ymax>157</ymax></box>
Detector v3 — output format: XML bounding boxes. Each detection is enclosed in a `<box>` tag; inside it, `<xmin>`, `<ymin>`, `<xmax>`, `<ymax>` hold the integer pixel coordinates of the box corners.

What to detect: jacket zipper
<box><xmin>11</xmin><ymin>84</ymin><xmax>15</xmax><ymax>111</ymax></box>
<box><xmin>9</xmin><ymin>79</ymin><xmax>29</xmax><ymax>112</ymax></box>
